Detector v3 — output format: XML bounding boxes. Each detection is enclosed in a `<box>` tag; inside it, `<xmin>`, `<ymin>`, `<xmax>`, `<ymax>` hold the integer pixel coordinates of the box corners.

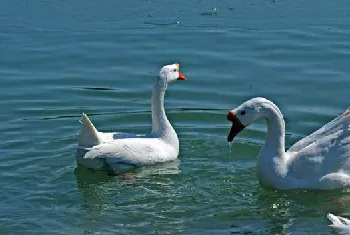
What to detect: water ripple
<box><xmin>1</xmin><ymin>0</ymin><xmax>350</xmax><ymax>234</ymax></box>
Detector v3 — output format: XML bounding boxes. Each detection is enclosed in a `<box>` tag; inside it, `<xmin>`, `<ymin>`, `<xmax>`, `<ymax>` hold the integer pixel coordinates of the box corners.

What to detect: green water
<box><xmin>1</xmin><ymin>0</ymin><xmax>350</xmax><ymax>234</ymax></box>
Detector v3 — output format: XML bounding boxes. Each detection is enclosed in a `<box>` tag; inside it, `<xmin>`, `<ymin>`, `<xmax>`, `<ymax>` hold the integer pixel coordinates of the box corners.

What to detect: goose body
<box><xmin>76</xmin><ymin>63</ymin><xmax>186</xmax><ymax>173</ymax></box>
<box><xmin>227</xmin><ymin>97</ymin><xmax>350</xmax><ymax>190</ymax></box>
<box><xmin>327</xmin><ymin>213</ymin><xmax>350</xmax><ymax>235</ymax></box>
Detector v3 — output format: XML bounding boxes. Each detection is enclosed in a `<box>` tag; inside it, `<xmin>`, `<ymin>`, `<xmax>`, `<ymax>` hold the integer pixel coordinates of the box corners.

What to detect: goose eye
<box><xmin>173</xmin><ymin>69</ymin><xmax>177</xmax><ymax>72</ymax></box>
<box><xmin>240</xmin><ymin>110</ymin><xmax>246</xmax><ymax>116</ymax></box>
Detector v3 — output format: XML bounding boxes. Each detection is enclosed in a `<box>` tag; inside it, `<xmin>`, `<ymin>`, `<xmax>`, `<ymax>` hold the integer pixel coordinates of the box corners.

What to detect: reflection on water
<box><xmin>2</xmin><ymin>0</ymin><xmax>350</xmax><ymax>233</ymax></box>
<box><xmin>74</xmin><ymin>166</ymin><xmax>114</xmax><ymax>188</ymax></box>
<box><xmin>255</xmin><ymin>187</ymin><xmax>350</xmax><ymax>234</ymax></box>
<box><xmin>74</xmin><ymin>160</ymin><xmax>181</xmax><ymax>213</ymax></box>
<box><xmin>73</xmin><ymin>160</ymin><xmax>184</xmax><ymax>234</ymax></box>
<box><xmin>74</xmin><ymin>166</ymin><xmax>114</xmax><ymax>213</ymax></box>
<box><xmin>133</xmin><ymin>159</ymin><xmax>181</xmax><ymax>177</ymax></box>
<box><xmin>227</xmin><ymin>186</ymin><xmax>350</xmax><ymax>234</ymax></box>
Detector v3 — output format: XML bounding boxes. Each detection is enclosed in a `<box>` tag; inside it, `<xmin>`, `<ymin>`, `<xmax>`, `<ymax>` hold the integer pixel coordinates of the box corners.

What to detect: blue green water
<box><xmin>1</xmin><ymin>0</ymin><xmax>350</xmax><ymax>234</ymax></box>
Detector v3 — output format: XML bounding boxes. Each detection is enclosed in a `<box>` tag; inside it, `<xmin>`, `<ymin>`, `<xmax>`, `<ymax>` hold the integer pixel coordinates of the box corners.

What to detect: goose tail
<box><xmin>77</xmin><ymin>113</ymin><xmax>101</xmax><ymax>148</ymax></box>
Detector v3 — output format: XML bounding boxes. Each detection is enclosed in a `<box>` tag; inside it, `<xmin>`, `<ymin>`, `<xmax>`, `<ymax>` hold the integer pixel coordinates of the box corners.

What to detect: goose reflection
<box><xmin>74</xmin><ymin>160</ymin><xmax>181</xmax><ymax>213</ymax></box>
<box><xmin>255</xmin><ymin>187</ymin><xmax>350</xmax><ymax>234</ymax></box>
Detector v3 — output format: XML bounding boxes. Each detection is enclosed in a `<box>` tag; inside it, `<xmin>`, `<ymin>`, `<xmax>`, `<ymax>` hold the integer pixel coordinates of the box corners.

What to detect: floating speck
<box><xmin>200</xmin><ymin>7</ymin><xmax>219</xmax><ymax>17</ymax></box>
<box><xmin>200</xmin><ymin>11</ymin><xmax>218</xmax><ymax>17</ymax></box>
<box><xmin>144</xmin><ymin>21</ymin><xmax>180</xmax><ymax>26</ymax></box>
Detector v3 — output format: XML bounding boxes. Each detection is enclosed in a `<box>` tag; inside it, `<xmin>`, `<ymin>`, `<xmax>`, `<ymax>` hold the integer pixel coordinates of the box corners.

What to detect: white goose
<box><xmin>226</xmin><ymin>97</ymin><xmax>350</xmax><ymax>190</ymax></box>
<box><xmin>75</xmin><ymin>63</ymin><xmax>186</xmax><ymax>172</ymax></box>
<box><xmin>327</xmin><ymin>213</ymin><xmax>350</xmax><ymax>235</ymax></box>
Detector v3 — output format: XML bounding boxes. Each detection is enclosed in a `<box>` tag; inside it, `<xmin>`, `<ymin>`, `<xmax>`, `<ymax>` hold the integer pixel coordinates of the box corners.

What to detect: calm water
<box><xmin>1</xmin><ymin>0</ymin><xmax>350</xmax><ymax>234</ymax></box>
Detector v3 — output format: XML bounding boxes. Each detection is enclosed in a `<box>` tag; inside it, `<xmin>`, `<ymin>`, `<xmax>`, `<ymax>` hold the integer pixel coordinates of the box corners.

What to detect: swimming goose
<box><xmin>226</xmin><ymin>97</ymin><xmax>350</xmax><ymax>190</ymax></box>
<box><xmin>75</xmin><ymin>63</ymin><xmax>186</xmax><ymax>173</ymax></box>
<box><xmin>327</xmin><ymin>213</ymin><xmax>350</xmax><ymax>235</ymax></box>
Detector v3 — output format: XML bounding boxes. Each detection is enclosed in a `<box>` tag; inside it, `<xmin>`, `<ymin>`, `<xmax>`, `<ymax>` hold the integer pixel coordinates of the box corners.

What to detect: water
<box><xmin>1</xmin><ymin>0</ymin><xmax>350</xmax><ymax>234</ymax></box>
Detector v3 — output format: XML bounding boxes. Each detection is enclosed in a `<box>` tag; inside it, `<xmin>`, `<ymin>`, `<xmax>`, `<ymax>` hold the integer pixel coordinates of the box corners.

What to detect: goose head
<box><xmin>158</xmin><ymin>63</ymin><xmax>186</xmax><ymax>84</ymax></box>
<box><xmin>227</xmin><ymin>97</ymin><xmax>271</xmax><ymax>142</ymax></box>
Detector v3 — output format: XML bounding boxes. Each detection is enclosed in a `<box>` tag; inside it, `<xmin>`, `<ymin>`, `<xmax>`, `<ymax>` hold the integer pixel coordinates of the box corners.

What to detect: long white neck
<box><xmin>151</xmin><ymin>78</ymin><xmax>178</xmax><ymax>146</ymax></box>
<box><xmin>261</xmin><ymin>103</ymin><xmax>286</xmax><ymax>157</ymax></box>
<box><xmin>257</xmin><ymin>102</ymin><xmax>287</xmax><ymax>185</ymax></box>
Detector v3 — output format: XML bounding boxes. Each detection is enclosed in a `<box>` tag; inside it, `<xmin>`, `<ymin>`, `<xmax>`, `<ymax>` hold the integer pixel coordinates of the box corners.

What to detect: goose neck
<box><xmin>151</xmin><ymin>80</ymin><xmax>173</xmax><ymax>137</ymax></box>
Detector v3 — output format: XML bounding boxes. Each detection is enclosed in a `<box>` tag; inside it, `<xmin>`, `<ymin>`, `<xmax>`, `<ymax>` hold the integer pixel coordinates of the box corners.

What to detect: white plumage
<box><xmin>76</xmin><ymin>63</ymin><xmax>186</xmax><ymax>173</ymax></box>
<box><xmin>227</xmin><ymin>97</ymin><xmax>350</xmax><ymax>190</ymax></box>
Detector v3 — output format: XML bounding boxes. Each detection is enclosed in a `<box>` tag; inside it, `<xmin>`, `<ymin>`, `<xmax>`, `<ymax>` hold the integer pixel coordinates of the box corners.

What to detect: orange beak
<box><xmin>175</xmin><ymin>62</ymin><xmax>186</xmax><ymax>80</ymax></box>
<box><xmin>178</xmin><ymin>72</ymin><xmax>186</xmax><ymax>80</ymax></box>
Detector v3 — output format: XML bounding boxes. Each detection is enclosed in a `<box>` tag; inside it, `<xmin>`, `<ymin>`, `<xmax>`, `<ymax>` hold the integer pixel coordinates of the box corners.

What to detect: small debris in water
<box><xmin>200</xmin><ymin>7</ymin><xmax>219</xmax><ymax>17</ymax></box>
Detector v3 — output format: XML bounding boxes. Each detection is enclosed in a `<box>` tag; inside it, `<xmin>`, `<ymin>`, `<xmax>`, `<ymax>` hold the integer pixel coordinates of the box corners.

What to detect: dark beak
<box><xmin>227</xmin><ymin>110</ymin><xmax>245</xmax><ymax>142</ymax></box>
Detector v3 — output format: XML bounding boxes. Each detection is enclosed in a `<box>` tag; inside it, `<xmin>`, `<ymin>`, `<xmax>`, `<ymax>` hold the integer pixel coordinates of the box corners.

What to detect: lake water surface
<box><xmin>1</xmin><ymin>0</ymin><xmax>350</xmax><ymax>234</ymax></box>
